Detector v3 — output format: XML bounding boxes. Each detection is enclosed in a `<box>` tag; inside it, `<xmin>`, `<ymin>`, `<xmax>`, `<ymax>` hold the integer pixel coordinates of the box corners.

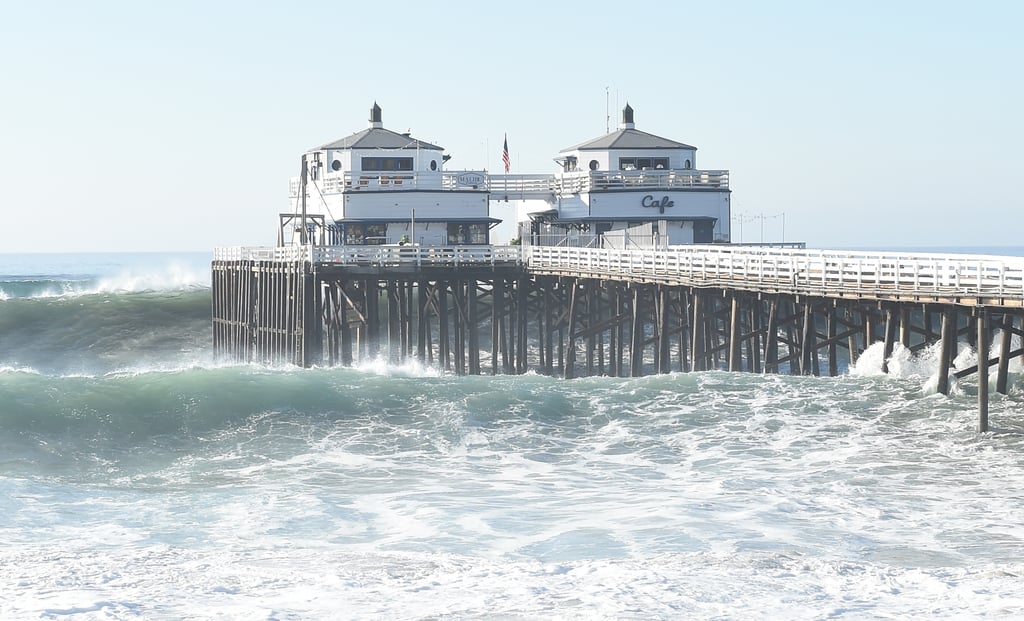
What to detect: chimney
<box><xmin>369</xmin><ymin>102</ymin><xmax>383</xmax><ymax>128</ymax></box>
<box><xmin>620</xmin><ymin>103</ymin><xmax>635</xmax><ymax>130</ymax></box>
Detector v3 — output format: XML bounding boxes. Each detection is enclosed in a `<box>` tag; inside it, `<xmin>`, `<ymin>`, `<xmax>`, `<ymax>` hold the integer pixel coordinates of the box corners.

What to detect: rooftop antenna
<box><xmin>605</xmin><ymin>86</ymin><xmax>609</xmax><ymax>134</ymax></box>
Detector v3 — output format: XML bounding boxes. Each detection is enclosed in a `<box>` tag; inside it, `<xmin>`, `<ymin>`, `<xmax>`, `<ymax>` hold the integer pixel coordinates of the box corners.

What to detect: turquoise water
<box><xmin>2</xmin><ymin>251</ymin><xmax>1024</xmax><ymax>619</ymax></box>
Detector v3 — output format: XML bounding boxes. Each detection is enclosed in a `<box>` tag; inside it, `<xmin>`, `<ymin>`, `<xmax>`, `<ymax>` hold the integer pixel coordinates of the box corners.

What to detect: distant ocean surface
<box><xmin>2</xmin><ymin>249</ymin><xmax>1024</xmax><ymax>619</ymax></box>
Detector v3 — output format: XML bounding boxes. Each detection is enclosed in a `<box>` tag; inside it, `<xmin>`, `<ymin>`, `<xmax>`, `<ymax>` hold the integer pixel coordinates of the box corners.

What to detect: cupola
<box><xmin>619</xmin><ymin>103</ymin><xmax>635</xmax><ymax>130</ymax></box>
<box><xmin>369</xmin><ymin>102</ymin><xmax>383</xmax><ymax>129</ymax></box>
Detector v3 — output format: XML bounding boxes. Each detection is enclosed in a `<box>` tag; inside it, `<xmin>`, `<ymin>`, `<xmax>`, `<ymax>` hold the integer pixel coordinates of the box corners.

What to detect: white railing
<box><xmin>554</xmin><ymin>170</ymin><xmax>729</xmax><ymax>194</ymax></box>
<box><xmin>486</xmin><ymin>174</ymin><xmax>558</xmax><ymax>197</ymax></box>
<box><xmin>213</xmin><ymin>244</ymin><xmax>1024</xmax><ymax>301</ymax></box>
<box><xmin>213</xmin><ymin>246</ymin><xmax>311</xmax><ymax>262</ymax></box>
<box><xmin>526</xmin><ymin>246</ymin><xmax>1024</xmax><ymax>300</ymax></box>
<box><xmin>290</xmin><ymin>169</ymin><xmax>730</xmax><ymax>198</ymax></box>
<box><xmin>290</xmin><ymin>171</ymin><xmax>497</xmax><ymax>196</ymax></box>
<box><xmin>312</xmin><ymin>245</ymin><xmax>521</xmax><ymax>267</ymax></box>
<box><xmin>214</xmin><ymin>245</ymin><xmax>520</xmax><ymax>267</ymax></box>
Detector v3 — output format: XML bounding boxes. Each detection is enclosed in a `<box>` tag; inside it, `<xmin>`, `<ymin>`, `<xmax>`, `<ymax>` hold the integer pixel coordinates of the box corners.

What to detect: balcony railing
<box><xmin>289</xmin><ymin>171</ymin><xmax>492</xmax><ymax>196</ymax></box>
<box><xmin>554</xmin><ymin>170</ymin><xmax>729</xmax><ymax>194</ymax></box>
<box><xmin>288</xmin><ymin>169</ymin><xmax>730</xmax><ymax>198</ymax></box>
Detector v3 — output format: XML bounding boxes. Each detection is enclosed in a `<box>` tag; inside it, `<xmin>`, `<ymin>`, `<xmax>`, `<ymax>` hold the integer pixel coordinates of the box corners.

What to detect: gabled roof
<box><xmin>315</xmin><ymin>127</ymin><xmax>443</xmax><ymax>151</ymax></box>
<box><xmin>561</xmin><ymin>128</ymin><xmax>696</xmax><ymax>153</ymax></box>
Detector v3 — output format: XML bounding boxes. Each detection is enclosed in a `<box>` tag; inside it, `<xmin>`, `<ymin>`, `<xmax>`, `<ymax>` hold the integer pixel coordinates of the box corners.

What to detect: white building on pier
<box><xmin>287</xmin><ymin>103</ymin><xmax>730</xmax><ymax>248</ymax></box>
<box><xmin>511</xmin><ymin>103</ymin><xmax>731</xmax><ymax>247</ymax></box>
<box><xmin>288</xmin><ymin>103</ymin><xmax>496</xmax><ymax>247</ymax></box>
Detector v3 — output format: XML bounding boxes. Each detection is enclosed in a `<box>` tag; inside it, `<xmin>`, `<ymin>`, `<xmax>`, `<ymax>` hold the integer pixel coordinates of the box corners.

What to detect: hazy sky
<box><xmin>2</xmin><ymin>1</ymin><xmax>1021</xmax><ymax>253</ymax></box>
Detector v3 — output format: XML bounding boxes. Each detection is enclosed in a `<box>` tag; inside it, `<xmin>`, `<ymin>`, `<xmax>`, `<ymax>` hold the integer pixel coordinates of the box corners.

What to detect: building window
<box><xmin>343</xmin><ymin>223</ymin><xmax>387</xmax><ymax>245</ymax></box>
<box><xmin>447</xmin><ymin>223</ymin><xmax>488</xmax><ymax>245</ymax></box>
<box><xmin>364</xmin><ymin>223</ymin><xmax>386</xmax><ymax>244</ymax></box>
<box><xmin>332</xmin><ymin>160</ymin><xmax>342</xmax><ymax>171</ymax></box>
<box><xmin>345</xmin><ymin>223</ymin><xmax>364</xmax><ymax>245</ymax></box>
<box><xmin>684</xmin><ymin>159</ymin><xmax>692</xmax><ymax>169</ymax></box>
<box><xmin>589</xmin><ymin>159</ymin><xmax>599</xmax><ymax>171</ymax></box>
<box><xmin>361</xmin><ymin>157</ymin><xmax>414</xmax><ymax>171</ymax></box>
<box><xmin>619</xmin><ymin>157</ymin><xmax>669</xmax><ymax>170</ymax></box>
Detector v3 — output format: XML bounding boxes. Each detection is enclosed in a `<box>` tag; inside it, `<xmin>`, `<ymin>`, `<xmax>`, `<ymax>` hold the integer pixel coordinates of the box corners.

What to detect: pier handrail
<box><xmin>213</xmin><ymin>246</ymin><xmax>311</xmax><ymax>262</ymax></box>
<box><xmin>525</xmin><ymin>245</ymin><xmax>1024</xmax><ymax>303</ymax></box>
<box><xmin>312</xmin><ymin>245</ymin><xmax>521</xmax><ymax>267</ymax></box>
<box><xmin>214</xmin><ymin>244</ymin><xmax>1024</xmax><ymax>303</ymax></box>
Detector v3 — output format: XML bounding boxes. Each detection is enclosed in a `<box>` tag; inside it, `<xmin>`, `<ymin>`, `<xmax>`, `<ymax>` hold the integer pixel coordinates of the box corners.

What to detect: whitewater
<box><xmin>2</xmin><ymin>252</ymin><xmax>1024</xmax><ymax>619</ymax></box>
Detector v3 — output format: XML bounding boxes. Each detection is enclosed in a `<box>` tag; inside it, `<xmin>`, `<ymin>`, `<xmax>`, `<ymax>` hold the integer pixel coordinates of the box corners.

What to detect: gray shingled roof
<box><xmin>315</xmin><ymin>127</ymin><xmax>443</xmax><ymax>151</ymax></box>
<box><xmin>561</xmin><ymin>128</ymin><xmax>696</xmax><ymax>152</ymax></box>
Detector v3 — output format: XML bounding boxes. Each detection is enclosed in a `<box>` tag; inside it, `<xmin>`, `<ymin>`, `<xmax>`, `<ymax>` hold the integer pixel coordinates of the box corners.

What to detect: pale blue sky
<box><xmin>2</xmin><ymin>0</ymin><xmax>1021</xmax><ymax>252</ymax></box>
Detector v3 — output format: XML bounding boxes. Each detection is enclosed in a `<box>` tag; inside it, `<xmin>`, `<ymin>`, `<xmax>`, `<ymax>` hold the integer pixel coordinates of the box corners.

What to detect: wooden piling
<box><xmin>211</xmin><ymin>250</ymin><xmax>1022</xmax><ymax>433</ymax></box>
<box><xmin>977</xmin><ymin>309</ymin><xmax>989</xmax><ymax>433</ymax></box>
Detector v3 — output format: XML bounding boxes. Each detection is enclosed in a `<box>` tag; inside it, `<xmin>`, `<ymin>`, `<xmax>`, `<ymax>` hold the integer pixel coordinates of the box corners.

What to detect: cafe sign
<box><xmin>642</xmin><ymin>194</ymin><xmax>674</xmax><ymax>214</ymax></box>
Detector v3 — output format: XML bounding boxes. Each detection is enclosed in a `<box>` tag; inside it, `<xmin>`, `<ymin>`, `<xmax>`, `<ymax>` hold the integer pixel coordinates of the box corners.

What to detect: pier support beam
<box><xmin>729</xmin><ymin>295</ymin><xmax>742</xmax><ymax>372</ymax></box>
<box><xmin>977</xmin><ymin>309</ymin><xmax>989</xmax><ymax>433</ymax></box>
<box><xmin>997</xmin><ymin>313</ymin><xmax>1013</xmax><ymax>395</ymax></box>
<box><xmin>937</xmin><ymin>308</ymin><xmax>956</xmax><ymax>395</ymax></box>
<box><xmin>882</xmin><ymin>305</ymin><xmax>896</xmax><ymax>374</ymax></box>
<box><xmin>630</xmin><ymin>286</ymin><xmax>645</xmax><ymax>377</ymax></box>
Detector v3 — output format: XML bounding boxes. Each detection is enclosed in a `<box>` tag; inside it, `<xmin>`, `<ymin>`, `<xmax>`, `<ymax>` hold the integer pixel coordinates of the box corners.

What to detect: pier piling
<box><xmin>213</xmin><ymin>245</ymin><xmax>1024</xmax><ymax>431</ymax></box>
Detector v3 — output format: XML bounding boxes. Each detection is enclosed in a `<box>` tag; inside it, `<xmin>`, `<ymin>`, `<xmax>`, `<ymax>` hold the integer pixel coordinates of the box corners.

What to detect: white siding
<box><xmin>342</xmin><ymin>192</ymin><xmax>488</xmax><ymax>220</ymax></box>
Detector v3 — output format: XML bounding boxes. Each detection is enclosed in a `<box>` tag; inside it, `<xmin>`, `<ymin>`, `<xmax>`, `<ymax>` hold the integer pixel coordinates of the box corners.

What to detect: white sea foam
<box><xmin>353</xmin><ymin>355</ymin><xmax>446</xmax><ymax>378</ymax></box>
<box><xmin>92</xmin><ymin>261</ymin><xmax>210</xmax><ymax>294</ymax></box>
<box><xmin>4</xmin><ymin>368</ymin><xmax>1024</xmax><ymax>618</ymax></box>
<box><xmin>0</xmin><ymin>365</ymin><xmax>41</xmax><ymax>375</ymax></box>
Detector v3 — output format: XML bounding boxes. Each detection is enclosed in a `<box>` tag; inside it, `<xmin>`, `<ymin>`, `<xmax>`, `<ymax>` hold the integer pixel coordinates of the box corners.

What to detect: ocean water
<box><xmin>2</xmin><ymin>251</ymin><xmax>1024</xmax><ymax>620</ymax></box>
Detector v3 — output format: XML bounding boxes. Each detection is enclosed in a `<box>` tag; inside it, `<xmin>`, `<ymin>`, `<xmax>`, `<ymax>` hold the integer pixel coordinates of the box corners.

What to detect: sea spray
<box><xmin>3</xmin><ymin>252</ymin><xmax>1024</xmax><ymax>618</ymax></box>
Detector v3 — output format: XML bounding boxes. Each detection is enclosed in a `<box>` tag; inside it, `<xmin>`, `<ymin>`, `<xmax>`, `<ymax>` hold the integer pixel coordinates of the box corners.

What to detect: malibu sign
<box><xmin>642</xmin><ymin>194</ymin><xmax>674</xmax><ymax>214</ymax></box>
<box><xmin>456</xmin><ymin>172</ymin><xmax>485</xmax><ymax>188</ymax></box>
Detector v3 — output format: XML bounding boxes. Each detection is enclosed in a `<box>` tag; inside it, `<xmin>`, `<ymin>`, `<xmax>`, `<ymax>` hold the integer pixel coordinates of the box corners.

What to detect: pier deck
<box><xmin>212</xmin><ymin>244</ymin><xmax>1024</xmax><ymax>431</ymax></box>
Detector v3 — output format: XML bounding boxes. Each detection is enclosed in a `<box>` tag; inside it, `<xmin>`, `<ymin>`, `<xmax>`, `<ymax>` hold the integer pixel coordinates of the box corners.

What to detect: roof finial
<box><xmin>369</xmin><ymin>102</ymin><xmax>383</xmax><ymax>128</ymax></box>
<box><xmin>620</xmin><ymin>103</ymin><xmax>635</xmax><ymax>130</ymax></box>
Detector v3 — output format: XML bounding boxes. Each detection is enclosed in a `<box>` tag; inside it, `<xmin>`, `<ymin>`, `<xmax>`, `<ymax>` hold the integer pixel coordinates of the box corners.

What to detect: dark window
<box><xmin>620</xmin><ymin>157</ymin><xmax>670</xmax><ymax>170</ymax></box>
<box><xmin>430</xmin><ymin>160</ymin><xmax>437</xmax><ymax>171</ymax></box>
<box><xmin>684</xmin><ymin>159</ymin><xmax>692</xmax><ymax>169</ymax></box>
<box><xmin>345</xmin><ymin>223</ymin><xmax>364</xmax><ymax>245</ymax></box>
<box><xmin>694</xmin><ymin>220</ymin><xmax>713</xmax><ymax>243</ymax></box>
<box><xmin>589</xmin><ymin>159</ymin><xmax>599</xmax><ymax>171</ymax></box>
<box><xmin>447</xmin><ymin>223</ymin><xmax>488</xmax><ymax>245</ymax></box>
<box><xmin>361</xmin><ymin>157</ymin><xmax>414</xmax><ymax>171</ymax></box>
<box><xmin>365</xmin><ymin>224</ymin><xmax>386</xmax><ymax>244</ymax></box>
<box><xmin>332</xmin><ymin>160</ymin><xmax>342</xmax><ymax>171</ymax></box>
<box><xmin>344</xmin><ymin>223</ymin><xmax>387</xmax><ymax>245</ymax></box>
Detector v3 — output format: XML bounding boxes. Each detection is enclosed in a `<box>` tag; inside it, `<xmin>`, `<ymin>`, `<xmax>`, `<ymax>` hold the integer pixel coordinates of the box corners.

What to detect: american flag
<box><xmin>502</xmin><ymin>134</ymin><xmax>510</xmax><ymax>173</ymax></box>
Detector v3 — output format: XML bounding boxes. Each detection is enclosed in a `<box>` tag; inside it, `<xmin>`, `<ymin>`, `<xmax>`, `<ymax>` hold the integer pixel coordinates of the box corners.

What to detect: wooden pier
<box><xmin>212</xmin><ymin>244</ymin><xmax>1024</xmax><ymax>431</ymax></box>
